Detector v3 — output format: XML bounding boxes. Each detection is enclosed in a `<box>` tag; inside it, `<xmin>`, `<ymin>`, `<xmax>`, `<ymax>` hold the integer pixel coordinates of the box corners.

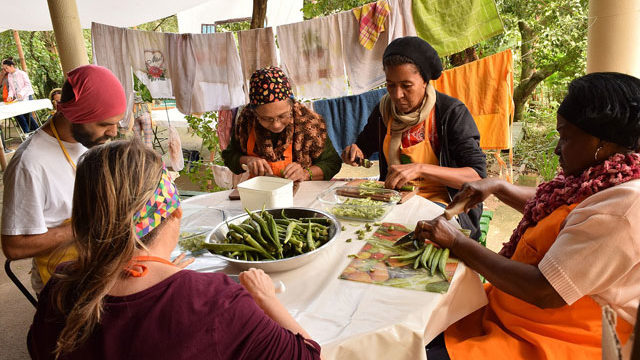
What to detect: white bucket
<box><xmin>237</xmin><ymin>176</ymin><xmax>294</xmax><ymax>210</ymax></box>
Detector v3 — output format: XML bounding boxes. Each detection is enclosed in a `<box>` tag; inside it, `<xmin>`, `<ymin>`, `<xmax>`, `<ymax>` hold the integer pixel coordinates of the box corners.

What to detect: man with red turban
<box><xmin>1</xmin><ymin>65</ymin><xmax>126</xmax><ymax>293</ymax></box>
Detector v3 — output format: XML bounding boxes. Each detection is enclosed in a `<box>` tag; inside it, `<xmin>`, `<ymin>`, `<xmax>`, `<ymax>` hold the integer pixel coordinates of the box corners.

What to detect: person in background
<box><xmin>1</xmin><ymin>65</ymin><xmax>125</xmax><ymax>294</ymax></box>
<box><xmin>420</xmin><ymin>72</ymin><xmax>640</xmax><ymax>359</ymax></box>
<box><xmin>2</xmin><ymin>57</ymin><xmax>39</xmax><ymax>133</ymax></box>
<box><xmin>342</xmin><ymin>37</ymin><xmax>486</xmax><ymax>238</ymax></box>
<box><xmin>48</xmin><ymin>87</ymin><xmax>62</xmax><ymax>117</ymax></box>
<box><xmin>222</xmin><ymin>66</ymin><xmax>341</xmax><ymax>182</ymax></box>
<box><xmin>29</xmin><ymin>140</ymin><xmax>322</xmax><ymax>360</ymax></box>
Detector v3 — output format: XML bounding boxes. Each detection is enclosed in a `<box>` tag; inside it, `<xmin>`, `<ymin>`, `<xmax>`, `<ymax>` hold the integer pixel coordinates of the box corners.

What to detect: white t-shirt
<box><xmin>539</xmin><ymin>179</ymin><xmax>640</xmax><ymax>325</ymax></box>
<box><xmin>1</xmin><ymin>129</ymin><xmax>87</xmax><ymax>290</ymax></box>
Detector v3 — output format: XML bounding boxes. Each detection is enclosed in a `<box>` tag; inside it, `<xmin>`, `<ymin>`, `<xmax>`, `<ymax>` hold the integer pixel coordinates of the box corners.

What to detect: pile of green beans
<box><xmin>359</xmin><ymin>180</ymin><xmax>415</xmax><ymax>192</ymax></box>
<box><xmin>204</xmin><ymin>209</ymin><xmax>332</xmax><ymax>261</ymax></box>
<box><xmin>391</xmin><ymin>244</ymin><xmax>450</xmax><ymax>279</ymax></box>
<box><xmin>331</xmin><ymin>197</ymin><xmax>388</xmax><ymax>220</ymax></box>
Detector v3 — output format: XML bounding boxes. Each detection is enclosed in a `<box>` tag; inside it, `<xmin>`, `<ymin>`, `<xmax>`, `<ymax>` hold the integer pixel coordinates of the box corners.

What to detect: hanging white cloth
<box><xmin>387</xmin><ymin>0</ymin><xmax>417</xmax><ymax>40</ymax></box>
<box><xmin>276</xmin><ymin>13</ymin><xmax>347</xmax><ymax>99</ymax></box>
<box><xmin>237</xmin><ymin>27</ymin><xmax>278</xmax><ymax>95</ymax></box>
<box><xmin>91</xmin><ymin>22</ymin><xmax>134</xmax><ymax>128</ymax></box>
<box><xmin>337</xmin><ymin>10</ymin><xmax>388</xmax><ymax>95</ymax></box>
<box><xmin>126</xmin><ymin>28</ymin><xmax>174</xmax><ymax>99</ymax></box>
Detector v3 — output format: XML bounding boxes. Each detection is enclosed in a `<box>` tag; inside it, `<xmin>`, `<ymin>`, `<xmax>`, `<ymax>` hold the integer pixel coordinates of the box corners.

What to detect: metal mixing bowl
<box><xmin>205</xmin><ymin>207</ymin><xmax>341</xmax><ymax>272</ymax></box>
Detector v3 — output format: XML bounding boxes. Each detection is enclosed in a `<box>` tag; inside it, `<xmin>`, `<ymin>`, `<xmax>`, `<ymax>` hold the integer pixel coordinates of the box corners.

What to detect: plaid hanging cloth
<box><xmin>353</xmin><ymin>0</ymin><xmax>391</xmax><ymax>50</ymax></box>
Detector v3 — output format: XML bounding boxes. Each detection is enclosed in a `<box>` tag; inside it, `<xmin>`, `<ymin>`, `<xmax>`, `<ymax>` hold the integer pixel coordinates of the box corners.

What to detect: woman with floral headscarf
<box><xmin>222</xmin><ymin>66</ymin><xmax>341</xmax><ymax>182</ymax></box>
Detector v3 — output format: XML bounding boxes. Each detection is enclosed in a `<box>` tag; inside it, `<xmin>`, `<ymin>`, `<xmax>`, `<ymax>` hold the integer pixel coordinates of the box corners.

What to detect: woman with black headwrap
<box><xmin>418</xmin><ymin>72</ymin><xmax>640</xmax><ymax>359</ymax></box>
<box><xmin>222</xmin><ymin>67</ymin><xmax>341</xmax><ymax>182</ymax></box>
<box><xmin>342</xmin><ymin>37</ymin><xmax>486</xmax><ymax>238</ymax></box>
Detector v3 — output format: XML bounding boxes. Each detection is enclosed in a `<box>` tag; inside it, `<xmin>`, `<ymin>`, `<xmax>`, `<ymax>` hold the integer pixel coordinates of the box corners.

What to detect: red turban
<box><xmin>57</xmin><ymin>65</ymin><xmax>126</xmax><ymax>124</ymax></box>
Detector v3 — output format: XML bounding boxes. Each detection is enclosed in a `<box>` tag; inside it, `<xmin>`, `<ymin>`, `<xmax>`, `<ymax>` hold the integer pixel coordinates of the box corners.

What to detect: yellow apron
<box><xmin>35</xmin><ymin>246</ymin><xmax>78</xmax><ymax>285</ymax></box>
<box><xmin>445</xmin><ymin>204</ymin><xmax>633</xmax><ymax>359</ymax></box>
<box><xmin>247</xmin><ymin>126</ymin><xmax>293</xmax><ymax>177</ymax></box>
<box><xmin>382</xmin><ymin>109</ymin><xmax>450</xmax><ymax>204</ymax></box>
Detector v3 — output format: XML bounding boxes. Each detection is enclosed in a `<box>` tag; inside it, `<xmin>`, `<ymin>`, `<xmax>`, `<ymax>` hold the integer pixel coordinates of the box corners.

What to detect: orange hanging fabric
<box><xmin>444</xmin><ymin>204</ymin><xmax>633</xmax><ymax>359</ymax></box>
<box><xmin>432</xmin><ymin>49</ymin><xmax>514</xmax><ymax>150</ymax></box>
<box><xmin>247</xmin><ymin>126</ymin><xmax>293</xmax><ymax>177</ymax></box>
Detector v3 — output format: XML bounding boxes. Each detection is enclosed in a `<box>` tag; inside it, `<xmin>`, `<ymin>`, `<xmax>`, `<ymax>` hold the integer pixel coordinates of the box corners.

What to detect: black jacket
<box><xmin>355</xmin><ymin>91</ymin><xmax>487</xmax><ymax>239</ymax></box>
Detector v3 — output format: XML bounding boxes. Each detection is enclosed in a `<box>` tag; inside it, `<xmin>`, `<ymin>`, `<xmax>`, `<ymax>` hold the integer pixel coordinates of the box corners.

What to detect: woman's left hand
<box><xmin>171</xmin><ymin>252</ymin><xmax>195</xmax><ymax>269</ymax></box>
<box><xmin>415</xmin><ymin>216</ymin><xmax>464</xmax><ymax>250</ymax></box>
<box><xmin>283</xmin><ymin>162</ymin><xmax>308</xmax><ymax>182</ymax></box>
<box><xmin>385</xmin><ymin>163</ymin><xmax>426</xmax><ymax>190</ymax></box>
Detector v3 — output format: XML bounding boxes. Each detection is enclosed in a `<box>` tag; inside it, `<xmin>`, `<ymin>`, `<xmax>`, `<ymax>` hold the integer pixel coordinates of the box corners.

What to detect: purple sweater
<box><xmin>29</xmin><ymin>271</ymin><xmax>321</xmax><ymax>360</ymax></box>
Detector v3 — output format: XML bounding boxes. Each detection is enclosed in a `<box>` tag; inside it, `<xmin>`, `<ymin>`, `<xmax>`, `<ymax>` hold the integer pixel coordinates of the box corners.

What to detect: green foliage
<box><xmin>136</xmin><ymin>16</ymin><xmax>179</xmax><ymax>33</ymax></box>
<box><xmin>301</xmin><ymin>0</ymin><xmax>371</xmax><ymax>19</ymax></box>
<box><xmin>133</xmin><ymin>73</ymin><xmax>153</xmax><ymax>103</ymax></box>
<box><xmin>514</xmin><ymin>101</ymin><xmax>560</xmax><ymax>181</ymax></box>
<box><xmin>180</xmin><ymin>111</ymin><xmax>226</xmax><ymax>192</ymax></box>
<box><xmin>217</xmin><ymin>21</ymin><xmax>251</xmax><ymax>33</ymax></box>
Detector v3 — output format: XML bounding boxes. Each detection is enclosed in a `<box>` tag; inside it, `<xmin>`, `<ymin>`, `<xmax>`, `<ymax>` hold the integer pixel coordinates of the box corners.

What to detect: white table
<box><xmin>0</xmin><ymin>99</ymin><xmax>53</xmax><ymax>170</ymax></box>
<box><xmin>174</xmin><ymin>181</ymin><xmax>488</xmax><ymax>360</ymax></box>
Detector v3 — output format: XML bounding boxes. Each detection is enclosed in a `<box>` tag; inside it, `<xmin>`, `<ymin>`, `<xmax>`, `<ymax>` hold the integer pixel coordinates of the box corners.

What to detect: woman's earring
<box><xmin>594</xmin><ymin>146</ymin><xmax>603</xmax><ymax>161</ymax></box>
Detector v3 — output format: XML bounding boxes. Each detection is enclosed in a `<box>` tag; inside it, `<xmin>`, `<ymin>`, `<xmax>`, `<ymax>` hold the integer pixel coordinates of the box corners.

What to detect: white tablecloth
<box><xmin>0</xmin><ymin>99</ymin><xmax>52</xmax><ymax>120</ymax></box>
<box><xmin>173</xmin><ymin>181</ymin><xmax>487</xmax><ymax>360</ymax></box>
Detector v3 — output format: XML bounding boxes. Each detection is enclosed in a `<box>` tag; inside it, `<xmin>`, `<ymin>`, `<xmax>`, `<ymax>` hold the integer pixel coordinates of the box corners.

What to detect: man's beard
<box><xmin>71</xmin><ymin>124</ymin><xmax>112</xmax><ymax>148</ymax></box>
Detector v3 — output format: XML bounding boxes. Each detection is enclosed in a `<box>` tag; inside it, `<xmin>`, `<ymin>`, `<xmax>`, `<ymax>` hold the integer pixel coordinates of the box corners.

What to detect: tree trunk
<box><xmin>513</xmin><ymin>67</ymin><xmax>556</xmax><ymax>122</ymax></box>
<box><xmin>250</xmin><ymin>0</ymin><xmax>268</xmax><ymax>29</ymax></box>
<box><xmin>448</xmin><ymin>46</ymin><xmax>479</xmax><ymax>67</ymax></box>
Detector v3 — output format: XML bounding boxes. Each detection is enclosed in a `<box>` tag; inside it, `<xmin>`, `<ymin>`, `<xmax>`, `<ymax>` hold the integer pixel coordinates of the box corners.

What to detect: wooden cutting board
<box><xmin>344</xmin><ymin>179</ymin><xmax>418</xmax><ymax>204</ymax></box>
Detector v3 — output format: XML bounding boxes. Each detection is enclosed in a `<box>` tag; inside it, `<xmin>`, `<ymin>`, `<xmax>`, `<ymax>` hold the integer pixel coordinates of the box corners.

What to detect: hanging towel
<box><xmin>126</xmin><ymin>28</ymin><xmax>174</xmax><ymax>99</ymax></box>
<box><xmin>237</xmin><ymin>27</ymin><xmax>278</xmax><ymax>95</ymax></box>
<box><xmin>352</xmin><ymin>0</ymin><xmax>390</xmax><ymax>50</ymax></box>
<box><xmin>91</xmin><ymin>22</ymin><xmax>134</xmax><ymax>128</ymax></box>
<box><xmin>412</xmin><ymin>0</ymin><xmax>503</xmax><ymax>57</ymax></box>
<box><xmin>338</xmin><ymin>10</ymin><xmax>387</xmax><ymax>94</ymax></box>
<box><xmin>313</xmin><ymin>88</ymin><xmax>388</xmax><ymax>154</ymax></box>
<box><xmin>190</xmin><ymin>33</ymin><xmax>245</xmax><ymax>112</ymax></box>
<box><xmin>277</xmin><ymin>13</ymin><xmax>347</xmax><ymax>99</ymax></box>
<box><xmin>165</xmin><ymin>33</ymin><xmax>197</xmax><ymax>115</ymax></box>
<box><xmin>432</xmin><ymin>49</ymin><xmax>513</xmax><ymax>150</ymax></box>
<box><xmin>217</xmin><ymin>108</ymin><xmax>237</xmax><ymax>150</ymax></box>
<box><xmin>387</xmin><ymin>0</ymin><xmax>417</xmax><ymax>40</ymax></box>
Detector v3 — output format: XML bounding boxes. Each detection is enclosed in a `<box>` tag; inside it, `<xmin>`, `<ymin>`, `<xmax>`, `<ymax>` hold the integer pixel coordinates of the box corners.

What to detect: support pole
<box><xmin>587</xmin><ymin>0</ymin><xmax>640</xmax><ymax>77</ymax></box>
<box><xmin>47</xmin><ymin>0</ymin><xmax>89</xmax><ymax>74</ymax></box>
<box><xmin>12</xmin><ymin>31</ymin><xmax>28</xmax><ymax>72</ymax></box>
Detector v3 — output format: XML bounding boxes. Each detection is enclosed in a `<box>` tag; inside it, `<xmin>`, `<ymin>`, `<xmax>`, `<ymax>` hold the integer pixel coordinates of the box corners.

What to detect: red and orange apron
<box><xmin>444</xmin><ymin>204</ymin><xmax>633</xmax><ymax>359</ymax></box>
<box><xmin>382</xmin><ymin>109</ymin><xmax>450</xmax><ymax>204</ymax></box>
<box><xmin>246</xmin><ymin>127</ymin><xmax>293</xmax><ymax>177</ymax></box>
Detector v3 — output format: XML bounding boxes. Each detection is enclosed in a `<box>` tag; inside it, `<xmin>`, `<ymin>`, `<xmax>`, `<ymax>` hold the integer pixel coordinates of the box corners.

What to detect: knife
<box><xmin>392</xmin><ymin>197</ymin><xmax>473</xmax><ymax>247</ymax></box>
<box><xmin>227</xmin><ymin>274</ymin><xmax>286</xmax><ymax>294</ymax></box>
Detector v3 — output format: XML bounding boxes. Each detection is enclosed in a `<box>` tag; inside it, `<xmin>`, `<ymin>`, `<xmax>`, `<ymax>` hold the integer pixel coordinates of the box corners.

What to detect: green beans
<box><xmin>331</xmin><ymin>197</ymin><xmax>389</xmax><ymax>220</ymax></box>
<box><xmin>389</xmin><ymin>244</ymin><xmax>450</xmax><ymax>280</ymax></box>
<box><xmin>206</xmin><ymin>209</ymin><xmax>333</xmax><ymax>261</ymax></box>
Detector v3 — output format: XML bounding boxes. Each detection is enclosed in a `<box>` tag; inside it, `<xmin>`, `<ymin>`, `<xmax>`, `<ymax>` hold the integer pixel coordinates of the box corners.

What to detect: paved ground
<box><xmin>0</xmin><ymin>126</ymin><xmax>521</xmax><ymax>359</ymax></box>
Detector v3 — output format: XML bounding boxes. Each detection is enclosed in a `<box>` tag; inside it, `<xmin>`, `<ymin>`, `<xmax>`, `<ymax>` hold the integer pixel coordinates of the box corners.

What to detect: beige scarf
<box><xmin>380</xmin><ymin>83</ymin><xmax>436</xmax><ymax>165</ymax></box>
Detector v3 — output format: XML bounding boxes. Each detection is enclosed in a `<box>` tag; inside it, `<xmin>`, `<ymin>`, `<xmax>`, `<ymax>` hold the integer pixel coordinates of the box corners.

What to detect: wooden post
<box><xmin>587</xmin><ymin>0</ymin><xmax>640</xmax><ymax>77</ymax></box>
<box><xmin>12</xmin><ymin>31</ymin><xmax>28</xmax><ymax>72</ymax></box>
<box><xmin>47</xmin><ymin>0</ymin><xmax>89</xmax><ymax>74</ymax></box>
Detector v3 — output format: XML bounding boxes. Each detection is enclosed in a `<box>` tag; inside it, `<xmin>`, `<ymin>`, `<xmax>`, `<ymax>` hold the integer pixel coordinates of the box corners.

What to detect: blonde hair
<box><xmin>50</xmin><ymin>139</ymin><xmax>164</xmax><ymax>357</ymax></box>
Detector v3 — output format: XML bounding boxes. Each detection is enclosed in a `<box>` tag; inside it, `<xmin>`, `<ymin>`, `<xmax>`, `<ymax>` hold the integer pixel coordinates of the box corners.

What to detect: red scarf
<box><xmin>501</xmin><ymin>152</ymin><xmax>640</xmax><ymax>258</ymax></box>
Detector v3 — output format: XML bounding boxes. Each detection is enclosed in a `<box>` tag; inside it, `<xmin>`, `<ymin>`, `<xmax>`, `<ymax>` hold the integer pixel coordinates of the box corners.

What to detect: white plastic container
<box><xmin>237</xmin><ymin>176</ymin><xmax>294</xmax><ymax>210</ymax></box>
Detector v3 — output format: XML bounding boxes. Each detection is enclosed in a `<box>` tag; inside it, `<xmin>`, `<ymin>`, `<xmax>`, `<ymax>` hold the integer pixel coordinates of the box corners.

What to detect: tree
<box><xmin>251</xmin><ymin>0</ymin><xmax>269</xmax><ymax>29</ymax></box>
<box><xmin>494</xmin><ymin>0</ymin><xmax>588</xmax><ymax>122</ymax></box>
<box><xmin>301</xmin><ymin>0</ymin><xmax>370</xmax><ymax>19</ymax></box>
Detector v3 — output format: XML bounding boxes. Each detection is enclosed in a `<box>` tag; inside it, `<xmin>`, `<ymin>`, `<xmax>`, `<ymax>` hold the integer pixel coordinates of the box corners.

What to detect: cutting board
<box><xmin>344</xmin><ymin>180</ymin><xmax>418</xmax><ymax>204</ymax></box>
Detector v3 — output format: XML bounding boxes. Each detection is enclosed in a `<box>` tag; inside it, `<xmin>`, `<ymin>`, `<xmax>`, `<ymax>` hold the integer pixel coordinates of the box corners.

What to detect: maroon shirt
<box><xmin>29</xmin><ymin>271</ymin><xmax>321</xmax><ymax>360</ymax></box>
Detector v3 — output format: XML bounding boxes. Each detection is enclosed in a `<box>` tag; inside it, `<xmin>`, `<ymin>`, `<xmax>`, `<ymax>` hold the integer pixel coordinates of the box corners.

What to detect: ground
<box><xmin>0</xmin><ymin>125</ymin><xmax>522</xmax><ymax>359</ymax></box>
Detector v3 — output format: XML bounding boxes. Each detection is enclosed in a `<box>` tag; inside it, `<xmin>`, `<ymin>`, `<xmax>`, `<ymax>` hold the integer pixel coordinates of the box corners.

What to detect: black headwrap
<box><xmin>383</xmin><ymin>36</ymin><xmax>442</xmax><ymax>82</ymax></box>
<box><xmin>558</xmin><ymin>72</ymin><xmax>640</xmax><ymax>149</ymax></box>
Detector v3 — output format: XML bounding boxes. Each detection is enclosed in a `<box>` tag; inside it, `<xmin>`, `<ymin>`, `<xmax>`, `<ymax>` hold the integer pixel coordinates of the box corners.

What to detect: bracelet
<box><xmin>306</xmin><ymin>167</ymin><xmax>313</xmax><ymax>181</ymax></box>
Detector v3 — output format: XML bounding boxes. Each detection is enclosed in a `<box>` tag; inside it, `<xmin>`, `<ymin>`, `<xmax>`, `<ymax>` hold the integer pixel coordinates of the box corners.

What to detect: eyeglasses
<box><xmin>254</xmin><ymin>108</ymin><xmax>293</xmax><ymax>124</ymax></box>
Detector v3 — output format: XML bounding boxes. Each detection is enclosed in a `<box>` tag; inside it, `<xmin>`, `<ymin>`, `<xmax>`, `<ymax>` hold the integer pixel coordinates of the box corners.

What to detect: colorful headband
<box><xmin>132</xmin><ymin>165</ymin><xmax>180</xmax><ymax>239</ymax></box>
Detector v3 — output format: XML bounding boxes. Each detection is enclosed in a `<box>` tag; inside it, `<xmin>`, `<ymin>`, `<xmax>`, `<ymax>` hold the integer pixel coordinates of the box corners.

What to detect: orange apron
<box><xmin>247</xmin><ymin>127</ymin><xmax>293</xmax><ymax>177</ymax></box>
<box><xmin>444</xmin><ymin>204</ymin><xmax>633</xmax><ymax>359</ymax></box>
<box><xmin>382</xmin><ymin>109</ymin><xmax>450</xmax><ymax>204</ymax></box>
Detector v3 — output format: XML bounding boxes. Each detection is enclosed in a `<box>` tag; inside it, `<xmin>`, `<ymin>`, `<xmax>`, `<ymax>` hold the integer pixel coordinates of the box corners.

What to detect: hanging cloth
<box><xmin>126</xmin><ymin>28</ymin><xmax>174</xmax><ymax>99</ymax></box>
<box><xmin>237</xmin><ymin>27</ymin><xmax>278</xmax><ymax>97</ymax></box>
<box><xmin>352</xmin><ymin>0</ymin><xmax>390</xmax><ymax>50</ymax></box>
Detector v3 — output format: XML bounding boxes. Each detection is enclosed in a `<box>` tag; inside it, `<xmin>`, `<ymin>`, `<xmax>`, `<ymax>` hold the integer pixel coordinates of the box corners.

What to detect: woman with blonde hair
<box><xmin>28</xmin><ymin>140</ymin><xmax>321</xmax><ymax>359</ymax></box>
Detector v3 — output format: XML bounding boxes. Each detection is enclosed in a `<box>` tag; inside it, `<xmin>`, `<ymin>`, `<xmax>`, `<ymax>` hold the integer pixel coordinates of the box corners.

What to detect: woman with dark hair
<box><xmin>2</xmin><ymin>57</ymin><xmax>38</xmax><ymax>133</ymax></box>
<box><xmin>28</xmin><ymin>140</ymin><xmax>322</xmax><ymax>359</ymax></box>
<box><xmin>419</xmin><ymin>72</ymin><xmax>640</xmax><ymax>359</ymax></box>
<box><xmin>342</xmin><ymin>37</ymin><xmax>486</xmax><ymax>238</ymax></box>
<box><xmin>222</xmin><ymin>66</ymin><xmax>341</xmax><ymax>182</ymax></box>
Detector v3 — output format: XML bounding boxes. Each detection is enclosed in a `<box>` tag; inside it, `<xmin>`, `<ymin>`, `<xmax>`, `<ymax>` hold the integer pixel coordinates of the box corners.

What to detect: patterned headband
<box><xmin>132</xmin><ymin>165</ymin><xmax>180</xmax><ymax>239</ymax></box>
